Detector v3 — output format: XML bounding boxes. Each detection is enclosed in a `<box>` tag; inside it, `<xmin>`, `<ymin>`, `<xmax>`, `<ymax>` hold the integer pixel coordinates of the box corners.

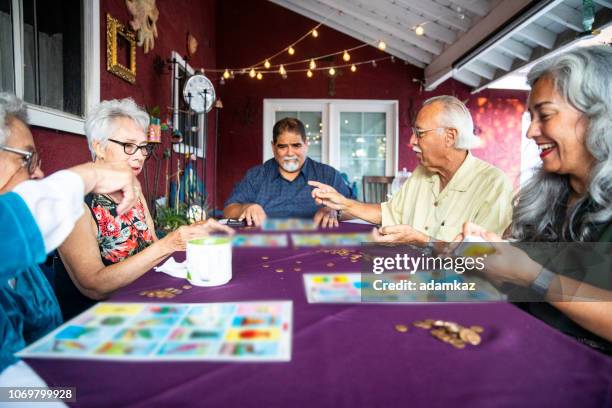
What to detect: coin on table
<box><xmin>261</xmin><ymin>256</ymin><xmax>269</xmax><ymax>260</ymax></box>
<box><xmin>262</xmin><ymin>264</ymin><xmax>270</xmax><ymax>268</ymax></box>
<box><xmin>295</xmin><ymin>260</ymin><xmax>302</xmax><ymax>264</ymax></box>
<box><xmin>182</xmin><ymin>285</ymin><xmax>192</xmax><ymax>290</ymax></box>
<box><xmin>450</xmin><ymin>339</ymin><xmax>466</xmax><ymax>349</ymax></box>
<box><xmin>444</xmin><ymin>322</ymin><xmax>461</xmax><ymax>333</ymax></box>
<box><xmin>460</xmin><ymin>328</ymin><xmax>482</xmax><ymax>346</ymax></box>
<box><xmin>470</xmin><ymin>325</ymin><xmax>484</xmax><ymax>333</ymax></box>
<box><xmin>139</xmin><ymin>291</ymin><xmax>149</xmax><ymax>296</ymax></box>
<box><xmin>326</xmin><ymin>262</ymin><xmax>335</xmax><ymax>267</ymax></box>
<box><xmin>293</xmin><ymin>268</ymin><xmax>302</xmax><ymax>272</ymax></box>
<box><xmin>275</xmin><ymin>268</ymin><xmax>284</xmax><ymax>273</ymax></box>
<box><xmin>394</xmin><ymin>324</ymin><xmax>409</xmax><ymax>333</ymax></box>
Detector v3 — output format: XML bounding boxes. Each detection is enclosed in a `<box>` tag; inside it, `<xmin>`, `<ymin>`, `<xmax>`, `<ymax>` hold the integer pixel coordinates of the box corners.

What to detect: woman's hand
<box><xmin>454</xmin><ymin>222</ymin><xmax>542</xmax><ymax>287</ymax></box>
<box><xmin>161</xmin><ymin>219</ymin><xmax>234</xmax><ymax>252</ymax></box>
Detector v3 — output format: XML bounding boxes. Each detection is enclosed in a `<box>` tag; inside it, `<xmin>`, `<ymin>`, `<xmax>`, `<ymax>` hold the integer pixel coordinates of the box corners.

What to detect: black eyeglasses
<box><xmin>0</xmin><ymin>145</ymin><xmax>41</xmax><ymax>175</ymax></box>
<box><xmin>108</xmin><ymin>139</ymin><xmax>155</xmax><ymax>157</ymax></box>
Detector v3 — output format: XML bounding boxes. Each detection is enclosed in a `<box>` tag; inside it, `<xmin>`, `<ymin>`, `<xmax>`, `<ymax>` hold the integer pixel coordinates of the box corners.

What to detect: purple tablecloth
<box><xmin>27</xmin><ymin>224</ymin><xmax>612</xmax><ymax>407</ymax></box>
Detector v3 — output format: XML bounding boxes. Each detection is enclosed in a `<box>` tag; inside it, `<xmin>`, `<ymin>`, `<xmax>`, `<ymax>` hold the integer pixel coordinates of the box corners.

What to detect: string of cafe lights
<box><xmin>198</xmin><ymin>12</ymin><xmax>434</xmax><ymax>82</ymax></box>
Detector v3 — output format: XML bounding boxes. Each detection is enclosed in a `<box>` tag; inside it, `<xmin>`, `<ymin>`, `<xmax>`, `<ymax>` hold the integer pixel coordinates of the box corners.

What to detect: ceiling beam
<box><xmin>394</xmin><ymin>0</ymin><xmax>472</xmax><ymax>32</ymax></box>
<box><xmin>478</xmin><ymin>48</ymin><xmax>514</xmax><ymax>70</ymax></box>
<box><xmin>318</xmin><ymin>0</ymin><xmax>444</xmax><ymax>54</ymax></box>
<box><xmin>471</xmin><ymin>6</ymin><xmax>612</xmax><ymax>93</ymax></box>
<box><xmin>497</xmin><ymin>38</ymin><xmax>532</xmax><ymax>61</ymax></box>
<box><xmin>424</xmin><ymin>0</ymin><xmax>532</xmax><ymax>90</ymax></box>
<box><xmin>545</xmin><ymin>3</ymin><xmax>584</xmax><ymax>32</ymax></box>
<box><xmin>453</xmin><ymin>69</ymin><xmax>482</xmax><ymax>87</ymax></box>
<box><xmin>270</xmin><ymin>0</ymin><xmax>427</xmax><ymax>67</ymax></box>
<box><xmin>515</xmin><ymin>23</ymin><xmax>556</xmax><ymax>49</ymax></box>
<box><xmin>593</xmin><ymin>0</ymin><xmax>612</xmax><ymax>8</ymax></box>
<box><xmin>372</xmin><ymin>0</ymin><xmax>458</xmax><ymax>44</ymax></box>
<box><xmin>446</xmin><ymin>0</ymin><xmax>492</xmax><ymax>17</ymax></box>
<box><xmin>463</xmin><ymin>60</ymin><xmax>497</xmax><ymax>79</ymax></box>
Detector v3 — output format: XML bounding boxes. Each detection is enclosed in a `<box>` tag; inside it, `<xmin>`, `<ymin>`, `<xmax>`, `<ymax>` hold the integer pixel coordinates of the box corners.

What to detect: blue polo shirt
<box><xmin>225</xmin><ymin>158</ymin><xmax>353</xmax><ymax>218</ymax></box>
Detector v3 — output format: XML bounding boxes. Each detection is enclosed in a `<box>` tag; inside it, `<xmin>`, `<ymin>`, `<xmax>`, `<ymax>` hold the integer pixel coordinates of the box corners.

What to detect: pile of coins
<box><xmin>412</xmin><ymin>319</ymin><xmax>484</xmax><ymax>349</ymax></box>
<box><xmin>139</xmin><ymin>285</ymin><xmax>192</xmax><ymax>299</ymax></box>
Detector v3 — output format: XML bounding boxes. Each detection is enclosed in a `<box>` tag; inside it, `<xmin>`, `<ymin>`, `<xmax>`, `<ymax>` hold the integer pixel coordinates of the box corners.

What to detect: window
<box><xmin>264</xmin><ymin>99</ymin><xmax>398</xmax><ymax>199</ymax></box>
<box><xmin>0</xmin><ymin>0</ymin><xmax>99</xmax><ymax>135</ymax></box>
<box><xmin>170</xmin><ymin>51</ymin><xmax>206</xmax><ymax>158</ymax></box>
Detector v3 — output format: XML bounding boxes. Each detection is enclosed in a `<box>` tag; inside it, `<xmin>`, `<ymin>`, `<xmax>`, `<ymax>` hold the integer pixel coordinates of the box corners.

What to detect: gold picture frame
<box><xmin>106</xmin><ymin>14</ymin><xmax>136</xmax><ymax>84</ymax></box>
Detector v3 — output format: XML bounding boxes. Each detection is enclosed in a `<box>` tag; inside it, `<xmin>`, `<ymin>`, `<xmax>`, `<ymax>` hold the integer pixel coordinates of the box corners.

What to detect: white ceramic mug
<box><xmin>186</xmin><ymin>236</ymin><xmax>232</xmax><ymax>286</ymax></box>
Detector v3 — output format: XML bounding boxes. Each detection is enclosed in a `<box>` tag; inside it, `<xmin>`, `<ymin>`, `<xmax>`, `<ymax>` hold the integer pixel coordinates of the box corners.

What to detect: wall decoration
<box><xmin>126</xmin><ymin>0</ymin><xmax>159</xmax><ymax>54</ymax></box>
<box><xmin>106</xmin><ymin>14</ymin><xmax>137</xmax><ymax>84</ymax></box>
<box><xmin>187</xmin><ymin>33</ymin><xmax>198</xmax><ymax>57</ymax></box>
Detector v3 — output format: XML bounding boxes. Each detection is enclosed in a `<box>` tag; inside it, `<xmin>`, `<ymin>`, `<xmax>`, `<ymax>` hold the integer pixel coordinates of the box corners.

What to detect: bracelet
<box><xmin>530</xmin><ymin>267</ymin><xmax>555</xmax><ymax>297</ymax></box>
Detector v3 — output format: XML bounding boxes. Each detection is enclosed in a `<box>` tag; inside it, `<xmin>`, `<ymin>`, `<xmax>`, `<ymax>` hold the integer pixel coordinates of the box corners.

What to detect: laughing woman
<box><xmin>456</xmin><ymin>45</ymin><xmax>612</xmax><ymax>353</ymax></box>
<box><xmin>55</xmin><ymin>99</ymin><xmax>232</xmax><ymax>319</ymax></box>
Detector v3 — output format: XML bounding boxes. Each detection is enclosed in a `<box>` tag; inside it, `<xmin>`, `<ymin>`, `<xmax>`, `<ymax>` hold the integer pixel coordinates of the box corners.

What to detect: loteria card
<box><xmin>262</xmin><ymin>218</ymin><xmax>317</xmax><ymax>231</ymax></box>
<box><xmin>232</xmin><ymin>233</ymin><xmax>289</xmax><ymax>248</ymax></box>
<box><xmin>18</xmin><ymin>301</ymin><xmax>293</xmax><ymax>362</ymax></box>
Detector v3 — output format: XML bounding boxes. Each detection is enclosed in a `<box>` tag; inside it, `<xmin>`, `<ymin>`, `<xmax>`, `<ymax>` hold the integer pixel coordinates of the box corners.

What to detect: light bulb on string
<box><xmin>329</xmin><ymin>67</ymin><xmax>336</xmax><ymax>76</ymax></box>
<box><xmin>377</xmin><ymin>40</ymin><xmax>386</xmax><ymax>51</ymax></box>
<box><xmin>307</xmin><ymin>70</ymin><xmax>313</xmax><ymax>78</ymax></box>
<box><xmin>415</xmin><ymin>25</ymin><xmax>425</xmax><ymax>36</ymax></box>
<box><xmin>223</xmin><ymin>69</ymin><xmax>230</xmax><ymax>79</ymax></box>
<box><xmin>343</xmin><ymin>50</ymin><xmax>350</xmax><ymax>62</ymax></box>
<box><xmin>256</xmin><ymin>72</ymin><xmax>263</xmax><ymax>80</ymax></box>
<box><xmin>288</xmin><ymin>46</ymin><xmax>295</xmax><ymax>55</ymax></box>
<box><xmin>264</xmin><ymin>60</ymin><xmax>271</xmax><ymax>69</ymax></box>
<box><xmin>371</xmin><ymin>60</ymin><xmax>377</xmax><ymax>67</ymax></box>
<box><xmin>312</xmin><ymin>28</ymin><xmax>319</xmax><ymax>38</ymax></box>
<box><xmin>249</xmin><ymin>68</ymin><xmax>256</xmax><ymax>78</ymax></box>
<box><xmin>350</xmin><ymin>64</ymin><xmax>357</xmax><ymax>72</ymax></box>
<box><xmin>309</xmin><ymin>59</ymin><xmax>316</xmax><ymax>70</ymax></box>
<box><xmin>279</xmin><ymin>65</ymin><xmax>286</xmax><ymax>75</ymax></box>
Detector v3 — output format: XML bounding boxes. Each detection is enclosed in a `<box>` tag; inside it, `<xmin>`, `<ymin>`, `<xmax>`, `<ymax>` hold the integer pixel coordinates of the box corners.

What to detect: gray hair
<box><xmin>0</xmin><ymin>93</ymin><xmax>28</xmax><ymax>145</ymax></box>
<box><xmin>422</xmin><ymin>95</ymin><xmax>478</xmax><ymax>149</ymax></box>
<box><xmin>85</xmin><ymin>98</ymin><xmax>149</xmax><ymax>160</ymax></box>
<box><xmin>513</xmin><ymin>45</ymin><xmax>612</xmax><ymax>241</ymax></box>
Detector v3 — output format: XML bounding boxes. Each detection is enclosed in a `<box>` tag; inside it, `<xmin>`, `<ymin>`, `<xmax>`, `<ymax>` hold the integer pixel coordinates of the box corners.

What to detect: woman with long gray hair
<box><xmin>457</xmin><ymin>45</ymin><xmax>612</xmax><ymax>354</ymax></box>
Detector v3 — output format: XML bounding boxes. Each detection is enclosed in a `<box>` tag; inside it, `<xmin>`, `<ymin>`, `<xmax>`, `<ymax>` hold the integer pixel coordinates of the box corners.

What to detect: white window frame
<box><xmin>263</xmin><ymin>99</ymin><xmax>398</xmax><ymax>177</ymax></box>
<box><xmin>170</xmin><ymin>50</ymin><xmax>205</xmax><ymax>158</ymax></box>
<box><xmin>9</xmin><ymin>0</ymin><xmax>100</xmax><ymax>135</ymax></box>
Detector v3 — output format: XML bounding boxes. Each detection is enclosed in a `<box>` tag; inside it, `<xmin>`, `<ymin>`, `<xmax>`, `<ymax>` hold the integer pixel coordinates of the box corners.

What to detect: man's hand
<box><xmin>313</xmin><ymin>207</ymin><xmax>339</xmax><ymax>229</ymax></box>
<box><xmin>308</xmin><ymin>181</ymin><xmax>350</xmax><ymax>211</ymax></box>
<box><xmin>372</xmin><ymin>224</ymin><xmax>429</xmax><ymax>245</ymax></box>
<box><xmin>239</xmin><ymin>204</ymin><xmax>267</xmax><ymax>227</ymax></box>
<box><xmin>70</xmin><ymin>162</ymin><xmax>140</xmax><ymax>215</ymax></box>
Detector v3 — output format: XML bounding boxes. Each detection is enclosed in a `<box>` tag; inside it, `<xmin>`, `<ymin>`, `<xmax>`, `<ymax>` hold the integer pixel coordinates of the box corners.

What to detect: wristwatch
<box><xmin>530</xmin><ymin>267</ymin><xmax>555</xmax><ymax>297</ymax></box>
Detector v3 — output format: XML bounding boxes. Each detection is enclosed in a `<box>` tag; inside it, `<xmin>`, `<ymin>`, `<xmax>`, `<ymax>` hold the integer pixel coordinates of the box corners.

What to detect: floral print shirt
<box><xmin>87</xmin><ymin>194</ymin><xmax>153</xmax><ymax>264</ymax></box>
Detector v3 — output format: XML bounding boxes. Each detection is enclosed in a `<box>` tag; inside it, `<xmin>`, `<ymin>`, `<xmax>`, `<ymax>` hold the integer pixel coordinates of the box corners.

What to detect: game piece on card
<box><xmin>394</xmin><ymin>324</ymin><xmax>409</xmax><ymax>333</ymax></box>
<box><xmin>17</xmin><ymin>301</ymin><xmax>293</xmax><ymax>362</ymax></box>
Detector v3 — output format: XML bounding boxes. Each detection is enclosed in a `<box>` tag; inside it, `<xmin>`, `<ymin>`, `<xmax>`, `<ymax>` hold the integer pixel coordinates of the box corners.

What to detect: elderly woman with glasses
<box><xmin>55</xmin><ymin>98</ymin><xmax>232</xmax><ymax>319</ymax></box>
<box><xmin>456</xmin><ymin>45</ymin><xmax>612</xmax><ymax>354</ymax></box>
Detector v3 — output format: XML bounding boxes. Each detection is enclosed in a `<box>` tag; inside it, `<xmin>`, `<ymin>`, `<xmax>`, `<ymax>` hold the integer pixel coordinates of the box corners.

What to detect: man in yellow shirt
<box><xmin>309</xmin><ymin>95</ymin><xmax>514</xmax><ymax>245</ymax></box>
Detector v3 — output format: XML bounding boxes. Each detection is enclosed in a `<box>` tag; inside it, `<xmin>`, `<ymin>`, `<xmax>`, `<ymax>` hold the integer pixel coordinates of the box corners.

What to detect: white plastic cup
<box><xmin>186</xmin><ymin>236</ymin><xmax>232</xmax><ymax>286</ymax></box>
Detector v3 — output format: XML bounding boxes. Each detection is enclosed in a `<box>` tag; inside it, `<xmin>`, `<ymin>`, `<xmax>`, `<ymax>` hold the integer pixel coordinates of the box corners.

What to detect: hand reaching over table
<box><xmin>313</xmin><ymin>207</ymin><xmax>339</xmax><ymax>229</ymax></box>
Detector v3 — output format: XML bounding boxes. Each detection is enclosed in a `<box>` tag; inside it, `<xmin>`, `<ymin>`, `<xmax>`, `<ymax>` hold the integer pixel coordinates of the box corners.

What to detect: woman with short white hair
<box><xmin>56</xmin><ymin>98</ymin><xmax>232</xmax><ymax>319</ymax></box>
<box><xmin>458</xmin><ymin>45</ymin><xmax>612</xmax><ymax>354</ymax></box>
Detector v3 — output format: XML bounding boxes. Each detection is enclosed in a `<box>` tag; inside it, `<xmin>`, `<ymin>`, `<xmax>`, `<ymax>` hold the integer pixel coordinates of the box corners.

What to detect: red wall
<box><xmin>215</xmin><ymin>0</ymin><xmax>527</xmax><ymax>206</ymax></box>
<box><xmin>33</xmin><ymin>0</ymin><xmax>218</xmax><ymax>206</ymax></box>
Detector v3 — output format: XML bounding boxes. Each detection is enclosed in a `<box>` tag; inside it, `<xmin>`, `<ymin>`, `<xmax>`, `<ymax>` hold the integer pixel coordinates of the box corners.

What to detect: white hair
<box><xmin>85</xmin><ymin>98</ymin><xmax>149</xmax><ymax>160</ymax></box>
<box><xmin>513</xmin><ymin>45</ymin><xmax>612</xmax><ymax>241</ymax></box>
<box><xmin>0</xmin><ymin>93</ymin><xmax>28</xmax><ymax>145</ymax></box>
<box><xmin>423</xmin><ymin>95</ymin><xmax>478</xmax><ymax>149</ymax></box>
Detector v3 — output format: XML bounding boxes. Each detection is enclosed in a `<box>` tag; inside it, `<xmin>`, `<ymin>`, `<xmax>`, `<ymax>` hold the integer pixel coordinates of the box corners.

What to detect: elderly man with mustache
<box><xmin>310</xmin><ymin>96</ymin><xmax>514</xmax><ymax>246</ymax></box>
<box><xmin>223</xmin><ymin>117</ymin><xmax>353</xmax><ymax>227</ymax></box>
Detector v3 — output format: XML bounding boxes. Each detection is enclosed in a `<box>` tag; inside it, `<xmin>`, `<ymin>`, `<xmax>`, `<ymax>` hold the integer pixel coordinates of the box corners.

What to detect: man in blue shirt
<box><xmin>223</xmin><ymin>117</ymin><xmax>353</xmax><ymax>227</ymax></box>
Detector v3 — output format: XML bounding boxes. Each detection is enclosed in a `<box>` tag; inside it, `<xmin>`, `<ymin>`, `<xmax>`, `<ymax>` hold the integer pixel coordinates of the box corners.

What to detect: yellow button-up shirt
<box><xmin>381</xmin><ymin>152</ymin><xmax>513</xmax><ymax>241</ymax></box>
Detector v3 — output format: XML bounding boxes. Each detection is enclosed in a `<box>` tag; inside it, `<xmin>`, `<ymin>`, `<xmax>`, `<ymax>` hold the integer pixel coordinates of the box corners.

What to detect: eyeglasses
<box><xmin>0</xmin><ymin>145</ymin><xmax>41</xmax><ymax>175</ymax></box>
<box><xmin>411</xmin><ymin>127</ymin><xmax>447</xmax><ymax>139</ymax></box>
<box><xmin>108</xmin><ymin>139</ymin><xmax>154</xmax><ymax>157</ymax></box>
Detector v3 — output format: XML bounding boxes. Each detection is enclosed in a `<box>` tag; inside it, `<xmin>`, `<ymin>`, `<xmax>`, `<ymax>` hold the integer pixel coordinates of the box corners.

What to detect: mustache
<box><xmin>283</xmin><ymin>156</ymin><xmax>299</xmax><ymax>161</ymax></box>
